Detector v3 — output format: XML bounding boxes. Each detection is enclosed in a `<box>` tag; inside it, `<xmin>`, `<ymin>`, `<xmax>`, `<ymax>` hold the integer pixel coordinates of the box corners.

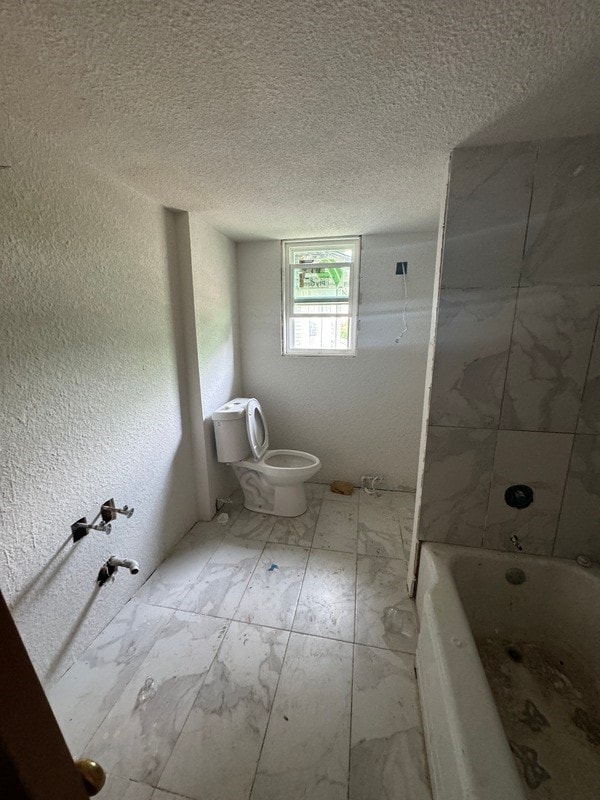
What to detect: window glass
<box><xmin>282</xmin><ymin>237</ymin><xmax>360</xmax><ymax>356</ymax></box>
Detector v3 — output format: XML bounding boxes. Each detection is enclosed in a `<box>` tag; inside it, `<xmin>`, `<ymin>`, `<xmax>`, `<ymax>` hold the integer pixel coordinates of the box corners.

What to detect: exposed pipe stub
<box><xmin>504</xmin><ymin>484</ymin><xmax>534</xmax><ymax>509</ymax></box>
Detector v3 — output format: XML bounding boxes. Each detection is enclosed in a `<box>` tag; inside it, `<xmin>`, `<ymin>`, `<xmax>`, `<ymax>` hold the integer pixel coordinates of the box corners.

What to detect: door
<box><xmin>0</xmin><ymin>588</ymin><xmax>104</xmax><ymax>799</ymax></box>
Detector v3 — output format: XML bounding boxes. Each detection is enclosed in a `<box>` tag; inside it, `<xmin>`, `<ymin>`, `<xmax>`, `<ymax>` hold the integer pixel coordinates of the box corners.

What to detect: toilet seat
<box><xmin>238</xmin><ymin>448</ymin><xmax>320</xmax><ymax>484</ymax></box>
<box><xmin>246</xmin><ymin>398</ymin><xmax>269</xmax><ymax>459</ymax></box>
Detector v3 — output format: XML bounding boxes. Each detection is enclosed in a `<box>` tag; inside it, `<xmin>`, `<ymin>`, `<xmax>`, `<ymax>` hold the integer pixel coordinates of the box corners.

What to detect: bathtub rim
<box><xmin>415</xmin><ymin>541</ymin><xmax>528</xmax><ymax>800</ymax></box>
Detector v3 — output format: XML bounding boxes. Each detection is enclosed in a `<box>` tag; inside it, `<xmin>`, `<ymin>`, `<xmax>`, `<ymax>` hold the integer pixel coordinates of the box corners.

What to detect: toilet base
<box><xmin>233</xmin><ymin>464</ymin><xmax>308</xmax><ymax>517</ymax></box>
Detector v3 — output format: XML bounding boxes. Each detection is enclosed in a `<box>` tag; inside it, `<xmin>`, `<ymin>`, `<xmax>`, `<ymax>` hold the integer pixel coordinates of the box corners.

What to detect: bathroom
<box><xmin>1</xmin><ymin>3</ymin><xmax>599</xmax><ymax>800</ymax></box>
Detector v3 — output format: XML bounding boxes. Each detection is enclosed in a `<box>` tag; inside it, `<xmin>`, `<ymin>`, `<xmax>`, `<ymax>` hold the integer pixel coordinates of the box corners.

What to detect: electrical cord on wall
<box><xmin>395</xmin><ymin>271</ymin><xmax>408</xmax><ymax>343</ymax></box>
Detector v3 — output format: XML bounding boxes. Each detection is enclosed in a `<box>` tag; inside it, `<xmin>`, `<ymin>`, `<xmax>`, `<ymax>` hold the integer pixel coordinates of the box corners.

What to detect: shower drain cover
<box><xmin>505</xmin><ymin>484</ymin><xmax>534</xmax><ymax>509</ymax></box>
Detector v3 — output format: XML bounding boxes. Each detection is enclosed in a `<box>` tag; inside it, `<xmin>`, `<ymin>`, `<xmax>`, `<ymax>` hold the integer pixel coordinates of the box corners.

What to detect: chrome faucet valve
<box><xmin>101</xmin><ymin>499</ymin><xmax>135</xmax><ymax>523</ymax></box>
<box><xmin>72</xmin><ymin>517</ymin><xmax>112</xmax><ymax>542</ymax></box>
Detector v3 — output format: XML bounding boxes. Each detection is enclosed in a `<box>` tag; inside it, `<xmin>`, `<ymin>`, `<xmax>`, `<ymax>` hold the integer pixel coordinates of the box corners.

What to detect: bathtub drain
<box><xmin>505</xmin><ymin>567</ymin><xmax>526</xmax><ymax>585</ymax></box>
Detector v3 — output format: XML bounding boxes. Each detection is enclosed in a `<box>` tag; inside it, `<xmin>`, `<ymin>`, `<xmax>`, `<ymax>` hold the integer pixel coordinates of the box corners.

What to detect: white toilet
<box><xmin>212</xmin><ymin>397</ymin><xmax>321</xmax><ymax>517</ymax></box>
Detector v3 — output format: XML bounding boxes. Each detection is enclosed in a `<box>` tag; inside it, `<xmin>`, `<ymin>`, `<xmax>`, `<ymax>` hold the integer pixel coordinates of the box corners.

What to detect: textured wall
<box><xmin>237</xmin><ymin>234</ymin><xmax>437</xmax><ymax>490</ymax></box>
<box><xmin>0</xmin><ymin>121</ymin><xmax>199</xmax><ymax>685</ymax></box>
<box><xmin>416</xmin><ymin>135</ymin><xmax>600</xmax><ymax>560</ymax></box>
<box><xmin>188</xmin><ymin>214</ymin><xmax>241</xmax><ymax>509</ymax></box>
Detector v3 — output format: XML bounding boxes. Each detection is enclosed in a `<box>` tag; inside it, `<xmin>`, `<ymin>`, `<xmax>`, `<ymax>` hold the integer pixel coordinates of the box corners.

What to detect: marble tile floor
<box><xmin>49</xmin><ymin>484</ymin><xmax>431</xmax><ymax>800</ymax></box>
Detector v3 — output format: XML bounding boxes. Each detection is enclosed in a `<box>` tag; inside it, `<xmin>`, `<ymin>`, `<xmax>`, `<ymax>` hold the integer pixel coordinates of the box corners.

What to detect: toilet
<box><xmin>212</xmin><ymin>397</ymin><xmax>321</xmax><ymax>517</ymax></box>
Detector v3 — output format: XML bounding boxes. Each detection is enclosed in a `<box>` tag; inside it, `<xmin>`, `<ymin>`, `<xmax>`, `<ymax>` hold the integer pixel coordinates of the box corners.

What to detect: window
<box><xmin>282</xmin><ymin>236</ymin><xmax>361</xmax><ymax>356</ymax></box>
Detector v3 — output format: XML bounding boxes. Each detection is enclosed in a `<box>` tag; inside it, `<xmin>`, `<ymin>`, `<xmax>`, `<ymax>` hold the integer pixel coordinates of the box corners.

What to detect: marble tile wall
<box><xmin>418</xmin><ymin>134</ymin><xmax>600</xmax><ymax>561</ymax></box>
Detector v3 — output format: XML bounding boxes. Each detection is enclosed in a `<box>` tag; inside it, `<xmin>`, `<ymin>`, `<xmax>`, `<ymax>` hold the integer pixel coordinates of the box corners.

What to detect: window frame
<box><xmin>281</xmin><ymin>236</ymin><xmax>361</xmax><ymax>357</ymax></box>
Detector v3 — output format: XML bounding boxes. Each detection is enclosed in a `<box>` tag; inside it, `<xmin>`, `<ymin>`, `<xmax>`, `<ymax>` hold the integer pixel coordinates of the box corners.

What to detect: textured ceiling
<box><xmin>1</xmin><ymin>0</ymin><xmax>599</xmax><ymax>240</ymax></box>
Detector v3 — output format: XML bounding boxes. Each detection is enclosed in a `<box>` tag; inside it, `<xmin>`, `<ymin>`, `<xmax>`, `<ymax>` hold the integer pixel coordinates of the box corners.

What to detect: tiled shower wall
<box><xmin>417</xmin><ymin>135</ymin><xmax>600</xmax><ymax>560</ymax></box>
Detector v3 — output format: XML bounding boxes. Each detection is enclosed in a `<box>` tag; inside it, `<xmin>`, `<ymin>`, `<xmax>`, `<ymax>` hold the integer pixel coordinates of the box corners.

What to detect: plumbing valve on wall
<box><xmin>71</xmin><ymin>518</ymin><xmax>112</xmax><ymax>542</ymax></box>
<box><xmin>70</xmin><ymin>497</ymin><xmax>140</xmax><ymax>586</ymax></box>
<box><xmin>97</xmin><ymin>556</ymin><xmax>140</xmax><ymax>587</ymax></box>
<box><xmin>100</xmin><ymin>498</ymin><xmax>135</xmax><ymax>523</ymax></box>
<box><xmin>70</xmin><ymin>498</ymin><xmax>134</xmax><ymax>542</ymax></box>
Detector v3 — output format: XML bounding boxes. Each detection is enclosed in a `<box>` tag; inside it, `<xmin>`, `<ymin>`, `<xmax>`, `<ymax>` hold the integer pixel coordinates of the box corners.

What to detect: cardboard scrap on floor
<box><xmin>330</xmin><ymin>480</ymin><xmax>355</xmax><ymax>496</ymax></box>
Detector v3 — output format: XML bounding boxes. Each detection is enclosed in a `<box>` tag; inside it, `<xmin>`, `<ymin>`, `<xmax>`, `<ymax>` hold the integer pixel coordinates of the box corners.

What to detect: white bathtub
<box><xmin>415</xmin><ymin>542</ymin><xmax>600</xmax><ymax>800</ymax></box>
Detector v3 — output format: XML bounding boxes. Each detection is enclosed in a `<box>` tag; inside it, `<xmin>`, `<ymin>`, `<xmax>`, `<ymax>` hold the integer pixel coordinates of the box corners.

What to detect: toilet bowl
<box><xmin>212</xmin><ymin>398</ymin><xmax>321</xmax><ymax>517</ymax></box>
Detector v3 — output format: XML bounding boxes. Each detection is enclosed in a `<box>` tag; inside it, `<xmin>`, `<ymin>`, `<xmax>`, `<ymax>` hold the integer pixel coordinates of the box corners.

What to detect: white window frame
<box><xmin>281</xmin><ymin>236</ymin><xmax>361</xmax><ymax>357</ymax></box>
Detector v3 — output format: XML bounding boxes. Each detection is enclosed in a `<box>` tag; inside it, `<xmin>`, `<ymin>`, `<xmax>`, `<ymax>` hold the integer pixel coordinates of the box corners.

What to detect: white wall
<box><xmin>237</xmin><ymin>233</ymin><xmax>437</xmax><ymax>490</ymax></box>
<box><xmin>187</xmin><ymin>214</ymin><xmax>241</xmax><ymax>513</ymax></box>
<box><xmin>0</xmin><ymin>121</ymin><xmax>200</xmax><ymax>685</ymax></box>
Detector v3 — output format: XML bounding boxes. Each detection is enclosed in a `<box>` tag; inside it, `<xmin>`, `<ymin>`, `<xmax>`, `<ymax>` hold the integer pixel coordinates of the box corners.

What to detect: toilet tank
<box><xmin>212</xmin><ymin>398</ymin><xmax>252</xmax><ymax>463</ymax></box>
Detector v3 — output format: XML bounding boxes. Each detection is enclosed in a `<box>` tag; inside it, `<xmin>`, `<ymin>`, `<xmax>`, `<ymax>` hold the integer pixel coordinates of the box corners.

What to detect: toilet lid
<box><xmin>246</xmin><ymin>398</ymin><xmax>269</xmax><ymax>460</ymax></box>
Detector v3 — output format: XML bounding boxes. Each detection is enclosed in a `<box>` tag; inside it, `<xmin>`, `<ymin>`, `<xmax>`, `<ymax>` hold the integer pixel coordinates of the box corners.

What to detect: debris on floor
<box><xmin>136</xmin><ymin>676</ymin><xmax>157</xmax><ymax>706</ymax></box>
<box><xmin>268</xmin><ymin>563</ymin><xmax>278</xmax><ymax>571</ymax></box>
<box><xmin>330</xmin><ymin>480</ymin><xmax>355</xmax><ymax>496</ymax></box>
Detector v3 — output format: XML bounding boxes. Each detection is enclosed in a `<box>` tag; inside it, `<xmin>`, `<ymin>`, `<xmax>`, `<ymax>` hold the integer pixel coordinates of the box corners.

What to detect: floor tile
<box><xmin>250</xmin><ymin>633</ymin><xmax>353</xmax><ymax>800</ymax></box>
<box><xmin>400</xmin><ymin>508</ymin><xmax>415</xmax><ymax>560</ymax></box>
<box><xmin>355</xmin><ymin>557</ymin><xmax>417</xmax><ymax>653</ymax></box>
<box><xmin>293</xmin><ymin>549</ymin><xmax>356</xmax><ymax>641</ymax></box>
<box><xmin>269</xmin><ymin>493</ymin><xmax>321</xmax><ymax>547</ymax></box>
<box><xmin>322</xmin><ymin>487</ymin><xmax>359</xmax><ymax>504</ymax></box>
<box><xmin>51</xmin><ymin>486</ymin><xmax>431</xmax><ymax>800</ymax></box>
<box><xmin>230</xmin><ymin>508</ymin><xmax>277</xmax><ymax>540</ymax></box>
<box><xmin>234</xmin><ymin>544</ymin><xmax>309</xmax><ymax>629</ymax></box>
<box><xmin>359</xmin><ymin>490</ymin><xmax>415</xmax><ymax>510</ymax></box>
<box><xmin>312</xmin><ymin>501</ymin><xmax>358</xmax><ymax>553</ymax></box>
<box><xmin>135</xmin><ymin>527</ymin><xmax>224</xmax><ymax>609</ymax></box>
<box><xmin>85</xmin><ymin>611</ymin><xmax>227</xmax><ymax>784</ymax></box>
<box><xmin>178</xmin><ymin>537</ymin><xmax>264</xmax><ymax>618</ymax></box>
<box><xmin>306</xmin><ymin>482</ymin><xmax>327</xmax><ymax>500</ymax></box>
<box><xmin>158</xmin><ymin>621</ymin><xmax>288</xmax><ymax>800</ymax></box>
<box><xmin>350</xmin><ymin>646</ymin><xmax>431</xmax><ymax>800</ymax></box>
<box><xmin>48</xmin><ymin>601</ymin><xmax>173</xmax><ymax>755</ymax></box>
<box><xmin>101</xmin><ymin>775</ymin><xmax>154</xmax><ymax>800</ymax></box>
<box><xmin>357</xmin><ymin>502</ymin><xmax>406</xmax><ymax>559</ymax></box>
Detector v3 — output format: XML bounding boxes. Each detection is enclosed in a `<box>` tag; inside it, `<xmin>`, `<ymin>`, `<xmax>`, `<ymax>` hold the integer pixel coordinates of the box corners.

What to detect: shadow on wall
<box><xmin>11</xmin><ymin>536</ymin><xmax>77</xmax><ymax>614</ymax></box>
<box><xmin>45</xmin><ymin>586</ymin><xmax>102</xmax><ymax>678</ymax></box>
<box><xmin>461</xmin><ymin>54</ymin><xmax>600</xmax><ymax>147</ymax></box>
<box><xmin>6</xmin><ymin>206</ymin><xmax>201</xmax><ymax>686</ymax></box>
<box><xmin>37</xmin><ymin>209</ymin><xmax>200</xmax><ymax>683</ymax></box>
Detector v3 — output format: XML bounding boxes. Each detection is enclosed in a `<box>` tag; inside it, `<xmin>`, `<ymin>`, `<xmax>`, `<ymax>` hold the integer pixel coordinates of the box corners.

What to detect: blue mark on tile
<box><xmin>268</xmin><ymin>563</ymin><xmax>278</xmax><ymax>572</ymax></box>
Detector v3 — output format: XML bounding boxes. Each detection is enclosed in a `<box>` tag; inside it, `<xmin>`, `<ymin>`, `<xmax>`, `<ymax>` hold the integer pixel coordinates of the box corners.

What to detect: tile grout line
<box><xmin>427</xmin><ymin>422</ymin><xmax>595</xmax><ymax>436</ymax></box>
<box><xmin>226</xmin><ymin>535</ymin><xmax>270</xmax><ymax>623</ymax></box>
<box><xmin>551</xmin><ymin>432</ymin><xmax>577</xmax><ymax>557</ymax></box>
<box><xmin>572</xmin><ymin>311</ymin><xmax>600</xmax><ymax>436</ymax></box>
<box><xmin>347</xmin><ymin>536</ymin><xmax>361</xmax><ymax>798</ymax></box>
<box><xmin>246</xmin><ymin>614</ymin><xmax>298</xmax><ymax>799</ymax></box>
<box><xmin>79</xmin><ymin>605</ymin><xmax>179</xmax><ymax>757</ymax></box>
<box><xmin>289</xmin><ymin>491</ymin><xmax>326</xmax><ymax>632</ymax></box>
<box><xmin>166</xmin><ymin>534</ymin><xmax>228</xmax><ymax>612</ymax></box>
<box><xmin>152</xmin><ymin>614</ymin><xmax>236</xmax><ymax>795</ymax></box>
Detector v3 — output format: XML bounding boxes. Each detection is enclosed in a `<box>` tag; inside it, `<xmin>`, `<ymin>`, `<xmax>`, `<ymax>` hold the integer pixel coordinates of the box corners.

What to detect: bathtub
<box><xmin>415</xmin><ymin>542</ymin><xmax>600</xmax><ymax>800</ymax></box>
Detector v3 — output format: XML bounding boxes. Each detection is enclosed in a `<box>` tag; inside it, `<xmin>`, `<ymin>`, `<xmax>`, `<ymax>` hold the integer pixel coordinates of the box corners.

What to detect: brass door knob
<box><xmin>74</xmin><ymin>759</ymin><xmax>106</xmax><ymax>796</ymax></box>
